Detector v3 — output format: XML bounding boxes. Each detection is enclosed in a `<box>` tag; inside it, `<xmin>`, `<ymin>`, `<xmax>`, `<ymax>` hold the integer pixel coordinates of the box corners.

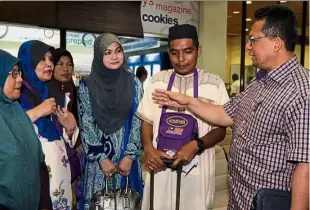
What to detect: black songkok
<box><xmin>168</xmin><ymin>24</ymin><xmax>199</xmax><ymax>44</ymax></box>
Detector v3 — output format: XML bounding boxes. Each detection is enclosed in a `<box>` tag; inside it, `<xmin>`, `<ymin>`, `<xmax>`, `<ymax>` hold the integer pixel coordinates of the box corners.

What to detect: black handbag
<box><xmin>90</xmin><ymin>176</ymin><xmax>141</xmax><ymax>210</ymax></box>
<box><xmin>252</xmin><ymin>188</ymin><xmax>291</xmax><ymax>210</ymax></box>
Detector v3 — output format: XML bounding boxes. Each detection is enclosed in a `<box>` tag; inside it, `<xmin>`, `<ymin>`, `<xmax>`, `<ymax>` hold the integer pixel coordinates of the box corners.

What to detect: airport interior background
<box><xmin>0</xmin><ymin>2</ymin><xmax>308</xmax><ymax>209</ymax></box>
<box><xmin>0</xmin><ymin>1</ymin><xmax>308</xmax><ymax>95</ymax></box>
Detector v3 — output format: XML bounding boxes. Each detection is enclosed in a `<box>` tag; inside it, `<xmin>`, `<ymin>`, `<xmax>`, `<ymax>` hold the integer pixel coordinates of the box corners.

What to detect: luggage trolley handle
<box><xmin>161</xmin><ymin>157</ymin><xmax>175</xmax><ymax>169</ymax></box>
<box><xmin>149</xmin><ymin>161</ymin><xmax>183</xmax><ymax>210</ymax></box>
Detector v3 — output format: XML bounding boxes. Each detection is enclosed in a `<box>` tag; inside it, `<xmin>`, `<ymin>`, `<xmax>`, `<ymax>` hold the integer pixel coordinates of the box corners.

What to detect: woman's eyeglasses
<box><xmin>8</xmin><ymin>69</ymin><xmax>22</xmax><ymax>78</ymax></box>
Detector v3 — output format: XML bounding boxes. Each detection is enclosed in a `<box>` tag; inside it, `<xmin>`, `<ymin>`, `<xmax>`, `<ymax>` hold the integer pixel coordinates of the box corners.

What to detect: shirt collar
<box><xmin>265</xmin><ymin>56</ymin><xmax>299</xmax><ymax>83</ymax></box>
<box><xmin>174</xmin><ymin>68</ymin><xmax>199</xmax><ymax>78</ymax></box>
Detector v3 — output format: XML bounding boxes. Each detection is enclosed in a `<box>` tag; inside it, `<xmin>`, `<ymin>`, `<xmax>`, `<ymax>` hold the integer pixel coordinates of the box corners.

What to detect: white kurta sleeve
<box><xmin>136</xmin><ymin>77</ymin><xmax>156</xmax><ymax>125</ymax></box>
<box><xmin>62</xmin><ymin>126</ymin><xmax>79</xmax><ymax>148</ymax></box>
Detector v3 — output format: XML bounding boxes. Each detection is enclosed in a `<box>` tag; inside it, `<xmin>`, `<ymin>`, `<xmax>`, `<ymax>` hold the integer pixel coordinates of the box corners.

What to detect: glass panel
<box><xmin>226</xmin><ymin>1</ymin><xmax>243</xmax><ymax>95</ymax></box>
<box><xmin>143</xmin><ymin>65</ymin><xmax>151</xmax><ymax>89</ymax></box>
<box><xmin>152</xmin><ymin>64</ymin><xmax>161</xmax><ymax>76</ymax></box>
<box><xmin>227</xmin><ymin>2</ymin><xmax>309</xmax><ymax>93</ymax></box>
<box><xmin>128</xmin><ymin>55</ymin><xmax>141</xmax><ymax>64</ymax></box>
<box><xmin>305</xmin><ymin>46</ymin><xmax>309</xmax><ymax>68</ymax></box>
<box><xmin>143</xmin><ymin>53</ymin><xmax>160</xmax><ymax>62</ymax></box>
<box><xmin>66</xmin><ymin>31</ymin><xmax>99</xmax><ymax>75</ymax></box>
<box><xmin>130</xmin><ymin>65</ymin><xmax>134</xmax><ymax>72</ymax></box>
<box><xmin>134</xmin><ymin>65</ymin><xmax>140</xmax><ymax>74</ymax></box>
<box><xmin>284</xmin><ymin>1</ymin><xmax>309</xmax><ymax>68</ymax></box>
<box><xmin>127</xmin><ymin>65</ymin><xmax>134</xmax><ymax>73</ymax></box>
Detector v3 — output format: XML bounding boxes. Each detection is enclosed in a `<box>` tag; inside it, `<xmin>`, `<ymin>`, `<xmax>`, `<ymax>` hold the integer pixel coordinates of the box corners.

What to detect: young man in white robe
<box><xmin>137</xmin><ymin>24</ymin><xmax>230</xmax><ymax>210</ymax></box>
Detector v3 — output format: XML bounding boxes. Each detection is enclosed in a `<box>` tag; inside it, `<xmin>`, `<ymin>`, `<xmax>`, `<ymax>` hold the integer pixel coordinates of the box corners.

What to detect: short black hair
<box><xmin>136</xmin><ymin>66</ymin><xmax>147</xmax><ymax>79</ymax></box>
<box><xmin>232</xmin><ymin>73</ymin><xmax>239</xmax><ymax>81</ymax></box>
<box><xmin>254</xmin><ymin>5</ymin><xmax>298</xmax><ymax>52</ymax></box>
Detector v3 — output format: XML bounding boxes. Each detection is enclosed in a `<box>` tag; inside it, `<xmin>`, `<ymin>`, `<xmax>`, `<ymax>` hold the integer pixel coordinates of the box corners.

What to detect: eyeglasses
<box><xmin>247</xmin><ymin>35</ymin><xmax>268</xmax><ymax>46</ymax></box>
<box><xmin>8</xmin><ymin>69</ymin><xmax>22</xmax><ymax>78</ymax></box>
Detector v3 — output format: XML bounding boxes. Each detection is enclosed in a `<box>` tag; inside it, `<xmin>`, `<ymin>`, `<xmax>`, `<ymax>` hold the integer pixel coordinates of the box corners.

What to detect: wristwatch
<box><xmin>194</xmin><ymin>138</ymin><xmax>205</xmax><ymax>155</ymax></box>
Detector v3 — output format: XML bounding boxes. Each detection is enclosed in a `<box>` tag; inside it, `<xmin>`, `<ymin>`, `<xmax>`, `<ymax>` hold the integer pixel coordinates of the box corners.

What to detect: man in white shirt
<box><xmin>230</xmin><ymin>73</ymin><xmax>240</xmax><ymax>96</ymax></box>
<box><xmin>136</xmin><ymin>24</ymin><xmax>229</xmax><ymax>210</ymax></box>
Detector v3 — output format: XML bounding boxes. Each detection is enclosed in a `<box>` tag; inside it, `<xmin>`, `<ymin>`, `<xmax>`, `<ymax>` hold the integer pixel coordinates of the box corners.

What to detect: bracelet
<box><xmin>194</xmin><ymin>138</ymin><xmax>205</xmax><ymax>155</ymax></box>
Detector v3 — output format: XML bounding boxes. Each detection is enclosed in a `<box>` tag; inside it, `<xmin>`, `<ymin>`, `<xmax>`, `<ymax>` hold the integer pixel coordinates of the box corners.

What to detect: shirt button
<box><xmin>242</xmin><ymin>120</ymin><xmax>246</xmax><ymax>124</ymax></box>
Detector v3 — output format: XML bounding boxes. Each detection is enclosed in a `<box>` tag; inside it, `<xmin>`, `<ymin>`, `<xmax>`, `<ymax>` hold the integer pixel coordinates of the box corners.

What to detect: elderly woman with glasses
<box><xmin>0</xmin><ymin>49</ymin><xmax>47</xmax><ymax>210</ymax></box>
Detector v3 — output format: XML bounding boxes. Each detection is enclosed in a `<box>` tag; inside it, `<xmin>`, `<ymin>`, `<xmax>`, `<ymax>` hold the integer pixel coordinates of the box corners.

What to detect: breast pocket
<box><xmin>247</xmin><ymin>102</ymin><xmax>287</xmax><ymax>145</ymax></box>
<box><xmin>233</xmin><ymin>97</ymin><xmax>254</xmax><ymax>137</ymax></box>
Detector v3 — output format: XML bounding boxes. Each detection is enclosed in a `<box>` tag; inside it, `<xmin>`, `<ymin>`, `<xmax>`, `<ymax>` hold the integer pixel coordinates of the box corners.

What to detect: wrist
<box><xmin>65</xmin><ymin>126</ymin><xmax>76</xmax><ymax>135</ymax></box>
<box><xmin>188</xmin><ymin>140</ymin><xmax>199</xmax><ymax>154</ymax></box>
<box><xmin>98</xmin><ymin>153</ymin><xmax>108</xmax><ymax>164</ymax></box>
<box><xmin>144</xmin><ymin>144</ymin><xmax>155</xmax><ymax>152</ymax></box>
<box><xmin>125</xmin><ymin>155</ymin><xmax>134</xmax><ymax>161</ymax></box>
<box><xmin>124</xmin><ymin>153</ymin><xmax>136</xmax><ymax>160</ymax></box>
<box><xmin>36</xmin><ymin>107</ymin><xmax>45</xmax><ymax>118</ymax></box>
<box><xmin>193</xmin><ymin>138</ymin><xmax>205</xmax><ymax>155</ymax></box>
<box><xmin>188</xmin><ymin>96</ymin><xmax>194</xmax><ymax>106</ymax></box>
<box><xmin>187</xmin><ymin>97</ymin><xmax>197</xmax><ymax>109</ymax></box>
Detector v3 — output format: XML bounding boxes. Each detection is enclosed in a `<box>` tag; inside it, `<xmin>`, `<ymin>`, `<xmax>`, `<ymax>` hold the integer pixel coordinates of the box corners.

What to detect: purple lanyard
<box><xmin>161</xmin><ymin>69</ymin><xmax>198</xmax><ymax>114</ymax></box>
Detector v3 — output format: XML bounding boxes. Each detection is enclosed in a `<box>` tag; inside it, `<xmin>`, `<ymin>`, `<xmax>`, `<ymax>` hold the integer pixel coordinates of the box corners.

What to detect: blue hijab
<box><xmin>18</xmin><ymin>40</ymin><xmax>63</xmax><ymax>141</ymax></box>
<box><xmin>0</xmin><ymin>49</ymin><xmax>43</xmax><ymax>210</ymax></box>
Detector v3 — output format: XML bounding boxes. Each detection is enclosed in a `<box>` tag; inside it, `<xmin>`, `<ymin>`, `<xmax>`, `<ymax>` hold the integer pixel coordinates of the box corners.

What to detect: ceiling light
<box><xmin>245</xmin><ymin>29</ymin><xmax>249</xmax><ymax>32</ymax></box>
<box><xmin>280</xmin><ymin>1</ymin><xmax>287</xmax><ymax>3</ymax></box>
<box><xmin>246</xmin><ymin>18</ymin><xmax>252</xmax><ymax>22</ymax></box>
<box><xmin>233</xmin><ymin>11</ymin><xmax>240</xmax><ymax>14</ymax></box>
<box><xmin>246</xmin><ymin>1</ymin><xmax>252</xmax><ymax>4</ymax></box>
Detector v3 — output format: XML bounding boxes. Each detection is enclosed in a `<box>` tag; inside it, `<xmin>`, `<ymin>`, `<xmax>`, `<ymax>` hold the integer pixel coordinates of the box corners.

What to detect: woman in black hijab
<box><xmin>77</xmin><ymin>33</ymin><xmax>143</xmax><ymax>210</ymax></box>
<box><xmin>53</xmin><ymin>48</ymin><xmax>83</xmax><ymax>210</ymax></box>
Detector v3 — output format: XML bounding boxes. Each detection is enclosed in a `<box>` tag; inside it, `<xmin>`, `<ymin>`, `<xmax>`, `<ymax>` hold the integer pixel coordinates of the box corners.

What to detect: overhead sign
<box><xmin>0</xmin><ymin>23</ymin><xmax>161</xmax><ymax>52</ymax></box>
<box><xmin>0</xmin><ymin>24</ymin><xmax>60</xmax><ymax>44</ymax></box>
<box><xmin>141</xmin><ymin>1</ymin><xmax>199</xmax><ymax>37</ymax></box>
<box><xmin>0</xmin><ymin>23</ymin><xmax>98</xmax><ymax>48</ymax></box>
<box><xmin>122</xmin><ymin>38</ymin><xmax>160</xmax><ymax>53</ymax></box>
<box><xmin>66</xmin><ymin>32</ymin><xmax>97</xmax><ymax>47</ymax></box>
